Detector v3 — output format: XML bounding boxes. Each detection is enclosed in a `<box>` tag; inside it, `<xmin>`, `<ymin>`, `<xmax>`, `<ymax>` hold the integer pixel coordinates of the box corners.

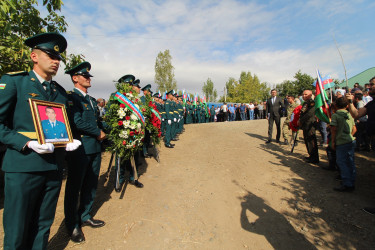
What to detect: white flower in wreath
<box><xmin>134</xmin><ymin>104</ymin><xmax>139</xmax><ymax>109</ymax></box>
<box><xmin>124</xmin><ymin>120</ymin><xmax>130</xmax><ymax>127</ymax></box>
<box><xmin>137</xmin><ymin>123</ymin><xmax>141</xmax><ymax>129</ymax></box>
<box><xmin>119</xmin><ymin>130</ymin><xmax>128</xmax><ymax>139</ymax></box>
<box><xmin>126</xmin><ymin>93</ymin><xmax>133</xmax><ymax>98</ymax></box>
<box><xmin>117</xmin><ymin>109</ymin><xmax>126</xmax><ymax>119</ymax></box>
<box><xmin>130</xmin><ymin>114</ymin><xmax>137</xmax><ymax>121</ymax></box>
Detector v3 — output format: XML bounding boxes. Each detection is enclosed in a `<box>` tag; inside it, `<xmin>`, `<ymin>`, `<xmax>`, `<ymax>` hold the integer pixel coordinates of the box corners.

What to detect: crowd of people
<box><xmin>0</xmin><ymin>31</ymin><xmax>374</xmax><ymax>250</ymax></box>
<box><xmin>265</xmin><ymin>81</ymin><xmax>375</xmax><ymax>214</ymax></box>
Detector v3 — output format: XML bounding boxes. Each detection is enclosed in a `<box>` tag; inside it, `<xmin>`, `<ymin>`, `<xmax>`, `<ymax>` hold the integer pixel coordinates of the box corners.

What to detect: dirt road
<box><xmin>1</xmin><ymin>119</ymin><xmax>375</xmax><ymax>249</ymax></box>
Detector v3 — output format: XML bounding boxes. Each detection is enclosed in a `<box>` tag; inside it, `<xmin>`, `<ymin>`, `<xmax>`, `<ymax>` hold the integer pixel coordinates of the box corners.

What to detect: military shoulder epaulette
<box><xmin>5</xmin><ymin>71</ymin><xmax>27</xmax><ymax>76</ymax></box>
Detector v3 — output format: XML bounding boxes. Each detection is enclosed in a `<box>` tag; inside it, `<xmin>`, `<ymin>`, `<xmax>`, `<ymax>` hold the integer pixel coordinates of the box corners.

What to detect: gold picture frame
<box><xmin>28</xmin><ymin>98</ymin><xmax>73</xmax><ymax>147</ymax></box>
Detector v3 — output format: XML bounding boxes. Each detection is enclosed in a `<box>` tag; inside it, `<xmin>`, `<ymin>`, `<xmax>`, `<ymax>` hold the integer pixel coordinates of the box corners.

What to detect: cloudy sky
<box><xmin>51</xmin><ymin>0</ymin><xmax>375</xmax><ymax>99</ymax></box>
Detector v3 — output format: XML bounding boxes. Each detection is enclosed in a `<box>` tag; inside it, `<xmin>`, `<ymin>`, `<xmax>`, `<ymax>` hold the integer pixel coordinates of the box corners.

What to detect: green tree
<box><xmin>220</xmin><ymin>71</ymin><xmax>269</xmax><ymax>103</ymax></box>
<box><xmin>154</xmin><ymin>49</ymin><xmax>177</xmax><ymax>92</ymax></box>
<box><xmin>276</xmin><ymin>70</ymin><xmax>314</xmax><ymax>97</ymax></box>
<box><xmin>202</xmin><ymin>78</ymin><xmax>218</xmax><ymax>102</ymax></box>
<box><xmin>0</xmin><ymin>0</ymin><xmax>84</xmax><ymax>75</ymax></box>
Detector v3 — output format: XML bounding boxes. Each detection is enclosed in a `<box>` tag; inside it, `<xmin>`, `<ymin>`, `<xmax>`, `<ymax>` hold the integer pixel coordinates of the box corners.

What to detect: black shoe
<box><xmin>294</xmin><ymin>141</ymin><xmax>298</xmax><ymax>146</ymax></box>
<box><xmin>266</xmin><ymin>140</ymin><xmax>271</xmax><ymax>144</ymax></box>
<box><xmin>283</xmin><ymin>139</ymin><xmax>289</xmax><ymax>145</ymax></box>
<box><xmin>82</xmin><ymin>218</ymin><xmax>105</xmax><ymax>228</ymax></box>
<box><xmin>70</xmin><ymin>227</ymin><xmax>85</xmax><ymax>243</ymax></box>
<box><xmin>171</xmin><ymin>138</ymin><xmax>179</xmax><ymax>141</ymax></box>
<box><xmin>333</xmin><ymin>185</ymin><xmax>355</xmax><ymax>192</ymax></box>
<box><xmin>362</xmin><ymin>207</ymin><xmax>375</xmax><ymax>215</ymax></box>
<box><xmin>308</xmin><ymin>160</ymin><xmax>319</xmax><ymax>164</ymax></box>
<box><xmin>165</xmin><ymin>144</ymin><xmax>174</xmax><ymax>148</ymax></box>
<box><xmin>335</xmin><ymin>175</ymin><xmax>342</xmax><ymax>181</ymax></box>
<box><xmin>276</xmin><ymin>139</ymin><xmax>280</xmax><ymax>143</ymax></box>
<box><xmin>129</xmin><ymin>180</ymin><xmax>144</xmax><ymax>188</ymax></box>
<box><xmin>170</xmin><ymin>143</ymin><xmax>175</xmax><ymax>146</ymax></box>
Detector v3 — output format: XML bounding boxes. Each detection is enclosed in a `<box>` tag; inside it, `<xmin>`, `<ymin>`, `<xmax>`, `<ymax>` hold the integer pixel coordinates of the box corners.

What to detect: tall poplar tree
<box><xmin>154</xmin><ymin>49</ymin><xmax>177</xmax><ymax>92</ymax></box>
<box><xmin>202</xmin><ymin>78</ymin><xmax>217</xmax><ymax>102</ymax></box>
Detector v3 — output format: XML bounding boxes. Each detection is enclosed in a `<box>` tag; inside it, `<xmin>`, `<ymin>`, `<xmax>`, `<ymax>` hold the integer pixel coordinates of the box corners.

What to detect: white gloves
<box><xmin>168</xmin><ymin>120</ymin><xmax>172</xmax><ymax>125</ymax></box>
<box><xmin>178</xmin><ymin>119</ymin><xmax>180</xmax><ymax>122</ymax></box>
<box><xmin>174</xmin><ymin>118</ymin><xmax>177</xmax><ymax>122</ymax></box>
<box><xmin>28</xmin><ymin>141</ymin><xmax>54</xmax><ymax>154</ymax></box>
<box><xmin>162</xmin><ymin>118</ymin><xmax>165</xmax><ymax>121</ymax></box>
<box><xmin>66</xmin><ymin>139</ymin><xmax>82</xmax><ymax>151</ymax></box>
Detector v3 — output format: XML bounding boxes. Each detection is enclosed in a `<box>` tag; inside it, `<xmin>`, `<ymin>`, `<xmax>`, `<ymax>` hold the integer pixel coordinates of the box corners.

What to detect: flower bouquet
<box><xmin>142</xmin><ymin>94</ymin><xmax>162</xmax><ymax>145</ymax></box>
<box><xmin>104</xmin><ymin>82</ymin><xmax>146</xmax><ymax>160</ymax></box>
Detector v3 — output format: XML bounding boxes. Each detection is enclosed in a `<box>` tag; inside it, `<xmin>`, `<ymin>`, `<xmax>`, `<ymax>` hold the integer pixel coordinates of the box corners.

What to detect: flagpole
<box><xmin>316</xmin><ymin>69</ymin><xmax>331</xmax><ymax>120</ymax></box>
<box><xmin>332</xmin><ymin>35</ymin><xmax>348</xmax><ymax>88</ymax></box>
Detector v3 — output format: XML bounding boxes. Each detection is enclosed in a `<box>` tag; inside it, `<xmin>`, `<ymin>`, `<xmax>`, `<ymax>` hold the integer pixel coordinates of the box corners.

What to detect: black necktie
<box><xmin>42</xmin><ymin>81</ymin><xmax>51</xmax><ymax>95</ymax></box>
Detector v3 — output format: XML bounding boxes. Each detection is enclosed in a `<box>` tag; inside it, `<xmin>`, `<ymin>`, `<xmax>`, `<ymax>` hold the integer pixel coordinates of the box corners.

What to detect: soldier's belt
<box><xmin>18</xmin><ymin>132</ymin><xmax>38</xmax><ymax>139</ymax></box>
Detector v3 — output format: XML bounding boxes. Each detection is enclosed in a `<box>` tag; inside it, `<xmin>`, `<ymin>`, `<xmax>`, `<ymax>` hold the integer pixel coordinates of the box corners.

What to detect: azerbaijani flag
<box><xmin>315</xmin><ymin>70</ymin><xmax>330</xmax><ymax>123</ymax></box>
<box><xmin>312</xmin><ymin>75</ymin><xmax>334</xmax><ymax>89</ymax></box>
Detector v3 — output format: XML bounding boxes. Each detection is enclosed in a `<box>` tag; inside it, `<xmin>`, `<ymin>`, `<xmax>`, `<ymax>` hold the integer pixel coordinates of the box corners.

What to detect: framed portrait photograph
<box><xmin>29</xmin><ymin>99</ymin><xmax>73</xmax><ymax>147</ymax></box>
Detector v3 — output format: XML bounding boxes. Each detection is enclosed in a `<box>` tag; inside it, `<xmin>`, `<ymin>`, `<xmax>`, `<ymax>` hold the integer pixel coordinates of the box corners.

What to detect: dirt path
<box><xmin>1</xmin><ymin>119</ymin><xmax>375</xmax><ymax>249</ymax></box>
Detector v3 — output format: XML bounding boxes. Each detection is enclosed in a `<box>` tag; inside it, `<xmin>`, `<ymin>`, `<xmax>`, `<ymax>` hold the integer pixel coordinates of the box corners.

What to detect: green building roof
<box><xmin>338</xmin><ymin>67</ymin><xmax>375</xmax><ymax>88</ymax></box>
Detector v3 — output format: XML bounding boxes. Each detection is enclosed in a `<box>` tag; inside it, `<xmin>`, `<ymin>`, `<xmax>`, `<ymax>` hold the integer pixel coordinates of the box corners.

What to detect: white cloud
<box><xmin>53</xmin><ymin>0</ymin><xmax>373</xmax><ymax>99</ymax></box>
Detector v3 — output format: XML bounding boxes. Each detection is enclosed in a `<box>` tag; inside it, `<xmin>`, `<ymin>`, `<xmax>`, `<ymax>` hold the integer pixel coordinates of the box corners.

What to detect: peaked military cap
<box><xmin>133</xmin><ymin>79</ymin><xmax>141</xmax><ymax>88</ymax></box>
<box><xmin>118</xmin><ymin>74</ymin><xmax>135</xmax><ymax>84</ymax></box>
<box><xmin>167</xmin><ymin>90</ymin><xmax>174</xmax><ymax>95</ymax></box>
<box><xmin>153</xmin><ymin>93</ymin><xmax>159</xmax><ymax>98</ymax></box>
<box><xmin>25</xmin><ymin>32</ymin><xmax>67</xmax><ymax>60</ymax></box>
<box><xmin>150</xmin><ymin>90</ymin><xmax>153</xmax><ymax>95</ymax></box>
<box><xmin>65</xmin><ymin>61</ymin><xmax>93</xmax><ymax>77</ymax></box>
<box><xmin>141</xmin><ymin>84</ymin><xmax>151</xmax><ymax>91</ymax></box>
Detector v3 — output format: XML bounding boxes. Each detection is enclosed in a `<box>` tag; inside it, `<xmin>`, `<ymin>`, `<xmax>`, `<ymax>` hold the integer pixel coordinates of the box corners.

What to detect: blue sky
<box><xmin>50</xmin><ymin>0</ymin><xmax>375</xmax><ymax>99</ymax></box>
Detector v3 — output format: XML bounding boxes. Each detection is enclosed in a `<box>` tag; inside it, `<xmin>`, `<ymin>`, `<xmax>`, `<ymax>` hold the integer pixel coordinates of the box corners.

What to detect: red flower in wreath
<box><xmin>120</xmin><ymin>104</ymin><xmax>125</xmax><ymax>108</ymax></box>
<box><xmin>129</xmin><ymin>131</ymin><xmax>135</xmax><ymax>136</ymax></box>
<box><xmin>125</xmin><ymin>116</ymin><xmax>130</xmax><ymax>120</ymax></box>
<box><xmin>122</xmin><ymin>140</ymin><xmax>126</xmax><ymax>145</ymax></box>
<box><xmin>118</xmin><ymin>121</ymin><xmax>123</xmax><ymax>126</ymax></box>
<box><xmin>142</xmin><ymin>108</ymin><xmax>146</xmax><ymax>112</ymax></box>
<box><xmin>129</xmin><ymin>91</ymin><xmax>133</xmax><ymax>94</ymax></box>
<box><xmin>148</xmin><ymin>101</ymin><xmax>153</xmax><ymax>107</ymax></box>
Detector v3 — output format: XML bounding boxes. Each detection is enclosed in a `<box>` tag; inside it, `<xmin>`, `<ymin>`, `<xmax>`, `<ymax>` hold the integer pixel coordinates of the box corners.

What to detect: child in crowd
<box><xmin>330</xmin><ymin>97</ymin><xmax>357</xmax><ymax>192</ymax></box>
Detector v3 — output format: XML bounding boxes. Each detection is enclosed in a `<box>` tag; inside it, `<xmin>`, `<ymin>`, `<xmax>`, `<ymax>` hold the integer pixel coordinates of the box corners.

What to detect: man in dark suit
<box><xmin>266</xmin><ymin>89</ymin><xmax>284</xmax><ymax>143</ymax></box>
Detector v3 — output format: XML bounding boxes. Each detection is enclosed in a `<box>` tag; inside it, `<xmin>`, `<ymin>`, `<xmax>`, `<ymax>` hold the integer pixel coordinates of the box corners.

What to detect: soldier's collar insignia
<box><xmin>84</xmin><ymin>104</ymin><xmax>88</xmax><ymax>107</ymax></box>
<box><xmin>54</xmin><ymin>45</ymin><xmax>59</xmax><ymax>52</ymax></box>
<box><xmin>31</xmin><ymin>78</ymin><xmax>35</xmax><ymax>81</ymax></box>
<box><xmin>28</xmin><ymin>93</ymin><xmax>39</xmax><ymax>97</ymax></box>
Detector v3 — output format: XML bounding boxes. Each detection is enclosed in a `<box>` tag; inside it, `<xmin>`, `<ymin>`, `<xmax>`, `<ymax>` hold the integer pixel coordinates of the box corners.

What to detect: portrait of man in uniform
<box><xmin>39</xmin><ymin>106</ymin><xmax>69</xmax><ymax>142</ymax></box>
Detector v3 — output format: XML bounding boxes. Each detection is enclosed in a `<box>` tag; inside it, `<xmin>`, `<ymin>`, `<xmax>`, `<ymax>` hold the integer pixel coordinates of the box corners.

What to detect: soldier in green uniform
<box><xmin>185</xmin><ymin>100</ymin><xmax>193</xmax><ymax>124</ymax></box>
<box><xmin>140</xmin><ymin>84</ymin><xmax>152</xmax><ymax>157</ymax></box>
<box><xmin>64</xmin><ymin>62</ymin><xmax>108</xmax><ymax>242</ymax></box>
<box><xmin>298</xmin><ymin>90</ymin><xmax>319</xmax><ymax>164</ymax></box>
<box><xmin>196</xmin><ymin>101</ymin><xmax>201</xmax><ymax>123</ymax></box>
<box><xmin>210</xmin><ymin>105</ymin><xmax>216</xmax><ymax>122</ymax></box>
<box><xmin>0</xmin><ymin>32</ymin><xmax>81</xmax><ymax>249</ymax></box>
<box><xmin>176</xmin><ymin>96</ymin><xmax>184</xmax><ymax>134</ymax></box>
<box><xmin>113</xmin><ymin>76</ymin><xmax>144</xmax><ymax>190</ymax></box>
<box><xmin>171</xmin><ymin>94</ymin><xmax>179</xmax><ymax>140</ymax></box>
<box><xmin>164</xmin><ymin>90</ymin><xmax>175</xmax><ymax>148</ymax></box>
<box><xmin>282</xmin><ymin>95</ymin><xmax>299</xmax><ymax>146</ymax></box>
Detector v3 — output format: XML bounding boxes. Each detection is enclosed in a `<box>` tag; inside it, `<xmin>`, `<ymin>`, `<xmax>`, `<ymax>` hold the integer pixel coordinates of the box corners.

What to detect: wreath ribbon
<box><xmin>114</xmin><ymin>92</ymin><xmax>145</xmax><ymax>125</ymax></box>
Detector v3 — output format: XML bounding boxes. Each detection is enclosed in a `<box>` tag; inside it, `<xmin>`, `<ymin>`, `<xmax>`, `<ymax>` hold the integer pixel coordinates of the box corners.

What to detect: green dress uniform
<box><xmin>210</xmin><ymin>106</ymin><xmax>215</xmax><ymax>122</ymax></box>
<box><xmin>164</xmin><ymin>98</ymin><xmax>173</xmax><ymax>146</ymax></box>
<box><xmin>0</xmin><ymin>33</ymin><xmax>70</xmax><ymax>250</ymax></box>
<box><xmin>64</xmin><ymin>62</ymin><xmax>107</xmax><ymax>233</ymax></box>
<box><xmin>299</xmin><ymin>99</ymin><xmax>319</xmax><ymax>163</ymax></box>
<box><xmin>196</xmin><ymin>104</ymin><xmax>201</xmax><ymax>123</ymax></box>
<box><xmin>282</xmin><ymin>102</ymin><xmax>299</xmax><ymax>143</ymax></box>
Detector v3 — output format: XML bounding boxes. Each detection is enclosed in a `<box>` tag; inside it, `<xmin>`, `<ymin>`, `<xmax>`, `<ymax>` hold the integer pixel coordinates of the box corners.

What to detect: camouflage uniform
<box><xmin>282</xmin><ymin>102</ymin><xmax>299</xmax><ymax>142</ymax></box>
